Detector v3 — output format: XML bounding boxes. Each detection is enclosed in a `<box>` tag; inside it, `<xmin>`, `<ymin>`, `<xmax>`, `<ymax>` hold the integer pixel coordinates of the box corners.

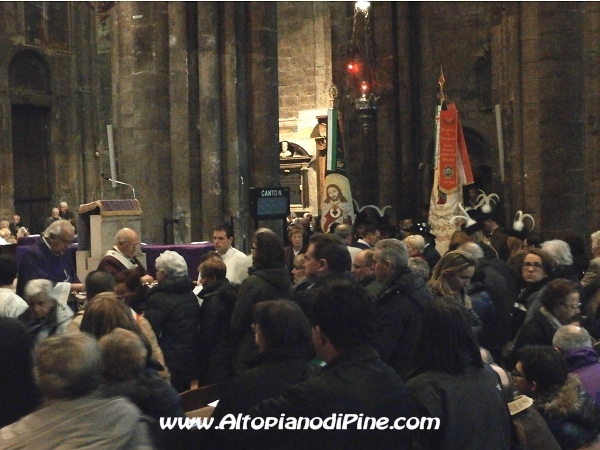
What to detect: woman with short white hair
<box><xmin>144</xmin><ymin>250</ymin><xmax>199</xmax><ymax>392</ymax></box>
<box><xmin>22</xmin><ymin>279</ymin><xmax>73</xmax><ymax>342</ymax></box>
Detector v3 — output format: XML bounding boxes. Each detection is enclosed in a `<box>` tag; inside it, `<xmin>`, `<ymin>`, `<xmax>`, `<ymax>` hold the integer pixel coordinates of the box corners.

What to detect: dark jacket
<box><xmin>99</xmin><ymin>372</ymin><xmax>184</xmax><ymax>449</ymax></box>
<box><xmin>369</xmin><ymin>267</ymin><xmax>433</xmax><ymax>379</ymax></box>
<box><xmin>510</xmin><ymin>307</ymin><xmax>558</xmax><ymax>367</ymax></box>
<box><xmin>406</xmin><ymin>364</ymin><xmax>512</xmax><ymax>450</ymax></box>
<box><xmin>292</xmin><ymin>271</ymin><xmax>356</xmax><ymax>320</ymax></box>
<box><xmin>145</xmin><ymin>276</ymin><xmax>200</xmax><ymax>389</ymax></box>
<box><xmin>230</xmin><ymin>265</ymin><xmax>292</xmax><ymax>372</ymax></box>
<box><xmin>284</xmin><ymin>244</ymin><xmax>308</xmax><ymax>279</ymax></box>
<box><xmin>197</xmin><ymin>278</ymin><xmax>239</xmax><ymax>384</ymax></box>
<box><xmin>249</xmin><ymin>346</ymin><xmax>413</xmax><ymax>450</ymax></box>
<box><xmin>423</xmin><ymin>243</ymin><xmax>441</xmax><ymax>269</ymax></box>
<box><xmin>564</xmin><ymin>347</ymin><xmax>600</xmax><ymax>406</ymax></box>
<box><xmin>534</xmin><ymin>375</ymin><xmax>600</xmax><ymax>450</ymax></box>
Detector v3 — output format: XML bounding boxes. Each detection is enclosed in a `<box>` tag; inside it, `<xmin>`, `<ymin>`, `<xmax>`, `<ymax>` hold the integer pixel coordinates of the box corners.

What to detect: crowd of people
<box><xmin>2</xmin><ymin>205</ymin><xmax>600</xmax><ymax>449</ymax></box>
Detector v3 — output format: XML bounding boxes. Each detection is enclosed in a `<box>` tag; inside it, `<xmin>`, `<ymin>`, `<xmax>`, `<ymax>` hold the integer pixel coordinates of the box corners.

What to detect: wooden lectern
<box><xmin>75</xmin><ymin>199</ymin><xmax>144</xmax><ymax>283</ymax></box>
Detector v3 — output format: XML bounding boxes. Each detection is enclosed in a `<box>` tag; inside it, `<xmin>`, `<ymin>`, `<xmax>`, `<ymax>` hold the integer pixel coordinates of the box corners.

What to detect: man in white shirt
<box><xmin>213</xmin><ymin>223</ymin><xmax>251</xmax><ymax>284</ymax></box>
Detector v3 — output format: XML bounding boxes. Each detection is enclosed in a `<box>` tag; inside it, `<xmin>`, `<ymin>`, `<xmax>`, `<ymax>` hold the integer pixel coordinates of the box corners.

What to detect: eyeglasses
<box><xmin>562</xmin><ymin>302</ymin><xmax>581</xmax><ymax>310</ymax></box>
<box><xmin>352</xmin><ymin>264</ymin><xmax>370</xmax><ymax>270</ymax></box>
<box><xmin>121</xmin><ymin>242</ymin><xmax>140</xmax><ymax>248</ymax></box>
<box><xmin>511</xmin><ymin>371</ymin><xmax>526</xmax><ymax>378</ymax></box>
<box><xmin>523</xmin><ymin>262</ymin><xmax>543</xmax><ymax>269</ymax></box>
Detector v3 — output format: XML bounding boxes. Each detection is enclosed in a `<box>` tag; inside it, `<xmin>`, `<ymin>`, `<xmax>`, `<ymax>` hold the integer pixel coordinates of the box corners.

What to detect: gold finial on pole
<box><xmin>438</xmin><ymin>66</ymin><xmax>446</xmax><ymax>105</ymax></box>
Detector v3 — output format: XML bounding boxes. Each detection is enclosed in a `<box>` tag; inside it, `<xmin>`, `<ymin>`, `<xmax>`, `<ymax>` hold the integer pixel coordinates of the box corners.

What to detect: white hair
<box><xmin>59</xmin><ymin>202</ymin><xmax>68</xmax><ymax>208</ymax></box>
<box><xmin>43</xmin><ymin>219</ymin><xmax>75</xmax><ymax>239</ymax></box>
<box><xmin>553</xmin><ymin>325</ymin><xmax>592</xmax><ymax>352</ymax></box>
<box><xmin>404</xmin><ymin>235</ymin><xmax>425</xmax><ymax>254</ymax></box>
<box><xmin>540</xmin><ymin>239</ymin><xmax>573</xmax><ymax>266</ymax></box>
<box><xmin>375</xmin><ymin>238</ymin><xmax>409</xmax><ymax>271</ymax></box>
<box><xmin>591</xmin><ymin>231</ymin><xmax>600</xmax><ymax>251</ymax></box>
<box><xmin>457</xmin><ymin>242</ymin><xmax>485</xmax><ymax>260</ymax></box>
<box><xmin>155</xmin><ymin>250</ymin><xmax>188</xmax><ymax>278</ymax></box>
<box><xmin>24</xmin><ymin>279</ymin><xmax>55</xmax><ymax>301</ymax></box>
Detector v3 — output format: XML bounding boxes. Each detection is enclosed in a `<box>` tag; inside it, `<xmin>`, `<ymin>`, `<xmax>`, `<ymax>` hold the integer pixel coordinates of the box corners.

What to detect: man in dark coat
<box><xmin>369</xmin><ymin>238</ymin><xmax>433</xmax><ymax>379</ymax></box>
<box><xmin>249</xmin><ymin>281</ymin><xmax>413</xmax><ymax>450</ymax></box>
<box><xmin>292</xmin><ymin>233</ymin><xmax>355</xmax><ymax>319</ymax></box>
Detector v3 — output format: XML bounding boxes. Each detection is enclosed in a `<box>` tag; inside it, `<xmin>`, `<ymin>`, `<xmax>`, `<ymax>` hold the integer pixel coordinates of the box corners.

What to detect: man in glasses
<box><xmin>16</xmin><ymin>220</ymin><xmax>83</xmax><ymax>297</ymax></box>
<box><xmin>97</xmin><ymin>228</ymin><xmax>153</xmax><ymax>285</ymax></box>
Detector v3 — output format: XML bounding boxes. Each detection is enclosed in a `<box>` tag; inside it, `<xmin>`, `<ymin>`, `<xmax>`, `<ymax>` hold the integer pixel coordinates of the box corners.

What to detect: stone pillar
<box><xmin>246</xmin><ymin>2</ymin><xmax>281</xmax><ymax>236</ymax></box>
<box><xmin>198</xmin><ymin>2</ymin><xmax>223</xmax><ymax>240</ymax></box>
<box><xmin>535</xmin><ymin>3</ymin><xmax>585</xmax><ymax>237</ymax></box>
<box><xmin>583</xmin><ymin>3</ymin><xmax>600</xmax><ymax>235</ymax></box>
<box><xmin>111</xmin><ymin>2</ymin><xmax>172</xmax><ymax>244</ymax></box>
<box><xmin>169</xmin><ymin>2</ymin><xmax>197</xmax><ymax>244</ymax></box>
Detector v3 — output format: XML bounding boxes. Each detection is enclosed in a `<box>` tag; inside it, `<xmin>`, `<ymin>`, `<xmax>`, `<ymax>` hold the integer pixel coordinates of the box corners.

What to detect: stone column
<box><xmin>198</xmin><ymin>2</ymin><xmax>223</xmax><ymax>240</ymax></box>
<box><xmin>111</xmin><ymin>1</ymin><xmax>172</xmax><ymax>244</ymax></box>
<box><xmin>246</xmin><ymin>2</ymin><xmax>281</xmax><ymax>236</ymax></box>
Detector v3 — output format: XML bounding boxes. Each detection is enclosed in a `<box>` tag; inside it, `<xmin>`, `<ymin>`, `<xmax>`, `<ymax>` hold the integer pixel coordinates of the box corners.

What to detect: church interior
<box><xmin>1</xmin><ymin>1</ymin><xmax>599</xmax><ymax>249</ymax></box>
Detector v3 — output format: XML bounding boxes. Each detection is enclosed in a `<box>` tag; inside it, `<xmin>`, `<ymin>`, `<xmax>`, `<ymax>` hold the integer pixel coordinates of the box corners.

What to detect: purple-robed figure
<box><xmin>563</xmin><ymin>347</ymin><xmax>600</xmax><ymax>406</ymax></box>
<box><xmin>16</xmin><ymin>230</ymin><xmax>79</xmax><ymax>298</ymax></box>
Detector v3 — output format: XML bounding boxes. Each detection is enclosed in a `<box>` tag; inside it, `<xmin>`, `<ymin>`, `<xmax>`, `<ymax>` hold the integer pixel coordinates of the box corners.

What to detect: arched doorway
<box><xmin>9</xmin><ymin>50</ymin><xmax>52</xmax><ymax>234</ymax></box>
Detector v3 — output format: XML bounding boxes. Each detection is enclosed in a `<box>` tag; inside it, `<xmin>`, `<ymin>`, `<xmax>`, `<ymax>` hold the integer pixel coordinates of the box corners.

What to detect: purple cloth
<box><xmin>141</xmin><ymin>243</ymin><xmax>215</xmax><ymax>280</ymax></box>
<box><xmin>564</xmin><ymin>347</ymin><xmax>600</xmax><ymax>405</ymax></box>
<box><xmin>15</xmin><ymin>237</ymin><xmax>79</xmax><ymax>297</ymax></box>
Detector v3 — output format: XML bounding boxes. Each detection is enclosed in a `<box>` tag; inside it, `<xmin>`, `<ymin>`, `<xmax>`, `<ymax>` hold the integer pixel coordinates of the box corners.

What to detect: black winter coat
<box><xmin>197</xmin><ymin>278</ymin><xmax>239</xmax><ymax>384</ymax></box>
<box><xmin>230</xmin><ymin>265</ymin><xmax>292</xmax><ymax>372</ymax></box>
<box><xmin>145</xmin><ymin>277</ymin><xmax>200</xmax><ymax>383</ymax></box>
<box><xmin>369</xmin><ymin>267</ymin><xmax>433</xmax><ymax>379</ymax></box>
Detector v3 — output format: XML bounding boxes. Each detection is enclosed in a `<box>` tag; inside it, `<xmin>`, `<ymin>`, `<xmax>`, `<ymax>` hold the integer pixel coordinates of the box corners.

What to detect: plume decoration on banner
<box><xmin>513</xmin><ymin>211</ymin><xmax>535</xmax><ymax>232</ymax></box>
<box><xmin>352</xmin><ymin>200</ymin><xmax>391</xmax><ymax>218</ymax></box>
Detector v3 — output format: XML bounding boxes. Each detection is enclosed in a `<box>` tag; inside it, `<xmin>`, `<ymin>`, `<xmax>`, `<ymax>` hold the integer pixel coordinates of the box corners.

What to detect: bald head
<box><xmin>115</xmin><ymin>228</ymin><xmax>140</xmax><ymax>258</ymax></box>
<box><xmin>553</xmin><ymin>325</ymin><xmax>592</xmax><ymax>353</ymax></box>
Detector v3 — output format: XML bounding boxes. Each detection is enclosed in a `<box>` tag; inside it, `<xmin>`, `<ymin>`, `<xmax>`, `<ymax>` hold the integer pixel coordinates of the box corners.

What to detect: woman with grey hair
<box><xmin>145</xmin><ymin>250</ymin><xmax>199</xmax><ymax>392</ymax></box>
<box><xmin>21</xmin><ymin>279</ymin><xmax>73</xmax><ymax>342</ymax></box>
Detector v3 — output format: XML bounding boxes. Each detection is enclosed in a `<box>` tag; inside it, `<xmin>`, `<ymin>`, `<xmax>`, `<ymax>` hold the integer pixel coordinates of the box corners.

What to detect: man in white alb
<box><xmin>212</xmin><ymin>222</ymin><xmax>251</xmax><ymax>284</ymax></box>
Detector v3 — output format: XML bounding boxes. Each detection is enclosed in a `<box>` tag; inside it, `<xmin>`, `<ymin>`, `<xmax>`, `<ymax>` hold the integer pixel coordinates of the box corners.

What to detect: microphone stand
<box><xmin>101</xmin><ymin>174</ymin><xmax>136</xmax><ymax>199</ymax></box>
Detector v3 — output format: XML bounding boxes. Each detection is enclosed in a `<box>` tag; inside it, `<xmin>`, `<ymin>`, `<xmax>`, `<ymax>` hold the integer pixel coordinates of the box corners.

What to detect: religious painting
<box><xmin>320</xmin><ymin>173</ymin><xmax>354</xmax><ymax>233</ymax></box>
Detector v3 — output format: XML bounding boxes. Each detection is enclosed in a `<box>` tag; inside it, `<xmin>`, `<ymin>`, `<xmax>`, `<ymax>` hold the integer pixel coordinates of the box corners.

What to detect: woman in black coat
<box><xmin>230</xmin><ymin>229</ymin><xmax>293</xmax><ymax>373</ymax></box>
<box><xmin>145</xmin><ymin>250</ymin><xmax>200</xmax><ymax>392</ymax></box>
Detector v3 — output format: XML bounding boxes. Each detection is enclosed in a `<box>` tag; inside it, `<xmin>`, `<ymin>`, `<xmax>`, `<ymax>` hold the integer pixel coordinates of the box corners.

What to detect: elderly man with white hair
<box><xmin>16</xmin><ymin>220</ymin><xmax>82</xmax><ymax>298</ymax></box>
<box><xmin>540</xmin><ymin>239</ymin><xmax>579</xmax><ymax>281</ymax></box>
<box><xmin>145</xmin><ymin>250</ymin><xmax>200</xmax><ymax>392</ymax></box>
<box><xmin>97</xmin><ymin>228</ymin><xmax>154</xmax><ymax>284</ymax></box>
<box><xmin>553</xmin><ymin>325</ymin><xmax>600</xmax><ymax>405</ymax></box>
<box><xmin>0</xmin><ymin>333</ymin><xmax>153</xmax><ymax>449</ymax></box>
<box><xmin>582</xmin><ymin>231</ymin><xmax>600</xmax><ymax>289</ymax></box>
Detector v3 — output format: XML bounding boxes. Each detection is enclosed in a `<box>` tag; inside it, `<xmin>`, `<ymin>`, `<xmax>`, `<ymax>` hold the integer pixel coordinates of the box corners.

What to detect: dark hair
<box><xmin>85</xmin><ymin>270</ymin><xmax>116</xmax><ymax>300</ymax></box>
<box><xmin>252</xmin><ymin>300</ymin><xmax>311</xmax><ymax>353</ymax></box>
<box><xmin>541</xmin><ymin>278</ymin><xmax>581</xmax><ymax>313</ymax></box>
<box><xmin>515</xmin><ymin>345</ymin><xmax>568</xmax><ymax>393</ymax></box>
<box><xmin>362</xmin><ymin>223</ymin><xmax>379</xmax><ymax>236</ymax></box>
<box><xmin>525</xmin><ymin>248</ymin><xmax>554</xmax><ymax>276</ymax></box>
<box><xmin>0</xmin><ymin>318</ymin><xmax>38</xmax><ymax>426</ymax></box>
<box><xmin>311</xmin><ymin>281</ymin><xmax>373</xmax><ymax>350</ymax></box>
<box><xmin>525</xmin><ymin>232</ymin><xmax>542</xmax><ymax>248</ymax></box>
<box><xmin>200</xmin><ymin>250</ymin><xmax>220</xmax><ymax>264</ymax></box>
<box><xmin>323</xmin><ymin>184</ymin><xmax>347</xmax><ymax>203</ymax></box>
<box><xmin>288</xmin><ymin>225</ymin><xmax>306</xmax><ymax>239</ymax></box>
<box><xmin>214</xmin><ymin>222</ymin><xmax>234</xmax><ymax>239</ymax></box>
<box><xmin>253</xmin><ymin>229</ymin><xmax>285</xmax><ymax>269</ymax></box>
<box><xmin>0</xmin><ymin>255</ymin><xmax>18</xmax><ymax>286</ymax></box>
<box><xmin>414</xmin><ymin>297</ymin><xmax>483</xmax><ymax>375</ymax></box>
<box><xmin>114</xmin><ymin>269</ymin><xmax>142</xmax><ymax>293</ymax></box>
<box><xmin>309</xmin><ymin>233</ymin><xmax>351</xmax><ymax>273</ymax></box>
<box><xmin>199</xmin><ymin>256</ymin><xmax>227</xmax><ymax>280</ymax></box>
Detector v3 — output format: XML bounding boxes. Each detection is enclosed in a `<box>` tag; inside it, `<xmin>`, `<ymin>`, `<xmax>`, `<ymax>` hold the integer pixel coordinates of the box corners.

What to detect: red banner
<box><xmin>438</xmin><ymin>108</ymin><xmax>459</xmax><ymax>195</ymax></box>
<box><xmin>437</xmin><ymin>104</ymin><xmax>473</xmax><ymax>194</ymax></box>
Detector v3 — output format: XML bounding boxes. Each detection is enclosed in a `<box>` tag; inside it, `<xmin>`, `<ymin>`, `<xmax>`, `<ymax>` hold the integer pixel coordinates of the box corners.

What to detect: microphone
<box><xmin>101</xmin><ymin>173</ymin><xmax>136</xmax><ymax>199</ymax></box>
